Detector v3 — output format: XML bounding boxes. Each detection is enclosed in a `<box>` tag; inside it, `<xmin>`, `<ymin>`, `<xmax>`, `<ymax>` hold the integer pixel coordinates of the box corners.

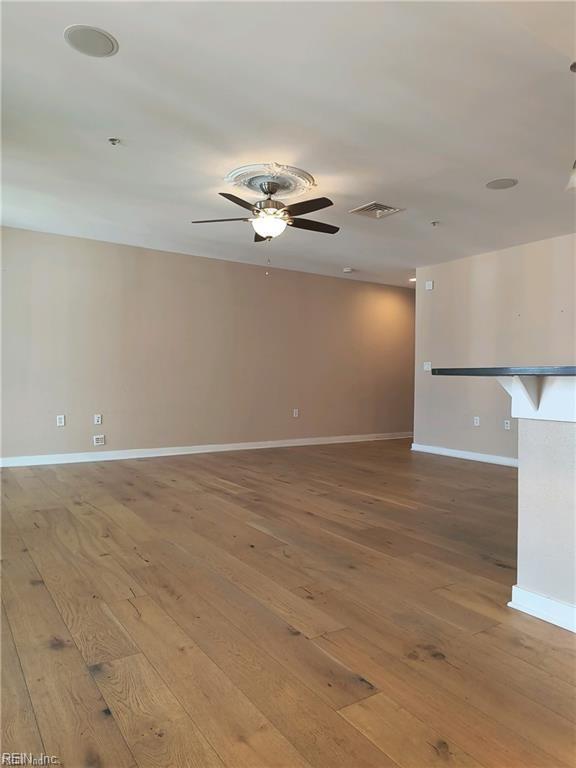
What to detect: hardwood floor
<box><xmin>2</xmin><ymin>439</ymin><xmax>575</xmax><ymax>767</ymax></box>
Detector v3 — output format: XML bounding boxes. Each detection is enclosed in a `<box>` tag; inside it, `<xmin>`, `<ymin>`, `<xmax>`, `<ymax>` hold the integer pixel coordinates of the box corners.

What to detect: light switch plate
<box><xmin>56</xmin><ymin>415</ymin><xmax>66</xmax><ymax>427</ymax></box>
<box><xmin>425</xmin><ymin>280</ymin><xmax>434</xmax><ymax>291</ymax></box>
<box><xmin>423</xmin><ymin>361</ymin><xmax>432</xmax><ymax>372</ymax></box>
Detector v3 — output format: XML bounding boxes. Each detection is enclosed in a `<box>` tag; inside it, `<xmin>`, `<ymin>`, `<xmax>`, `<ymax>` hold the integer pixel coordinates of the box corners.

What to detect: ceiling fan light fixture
<box><xmin>192</xmin><ymin>179</ymin><xmax>338</xmax><ymax>241</ymax></box>
<box><xmin>251</xmin><ymin>212</ymin><xmax>287</xmax><ymax>239</ymax></box>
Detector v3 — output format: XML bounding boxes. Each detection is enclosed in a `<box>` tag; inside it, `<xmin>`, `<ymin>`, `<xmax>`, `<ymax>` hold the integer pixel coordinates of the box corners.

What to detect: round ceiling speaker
<box><xmin>486</xmin><ymin>178</ymin><xmax>518</xmax><ymax>190</ymax></box>
<box><xmin>64</xmin><ymin>25</ymin><xmax>119</xmax><ymax>57</ymax></box>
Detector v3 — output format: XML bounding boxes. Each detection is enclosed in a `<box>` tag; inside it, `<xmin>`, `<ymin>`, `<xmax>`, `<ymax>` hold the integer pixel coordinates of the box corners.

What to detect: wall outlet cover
<box><xmin>93</xmin><ymin>435</ymin><xmax>105</xmax><ymax>446</ymax></box>
<box><xmin>94</xmin><ymin>414</ymin><xmax>103</xmax><ymax>425</ymax></box>
<box><xmin>423</xmin><ymin>361</ymin><xmax>432</xmax><ymax>372</ymax></box>
<box><xmin>292</xmin><ymin>408</ymin><xmax>300</xmax><ymax>418</ymax></box>
<box><xmin>504</xmin><ymin>419</ymin><xmax>511</xmax><ymax>430</ymax></box>
<box><xmin>473</xmin><ymin>416</ymin><xmax>480</xmax><ymax>427</ymax></box>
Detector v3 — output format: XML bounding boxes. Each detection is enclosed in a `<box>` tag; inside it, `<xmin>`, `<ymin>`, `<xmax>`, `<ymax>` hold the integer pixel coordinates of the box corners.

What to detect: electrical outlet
<box><xmin>56</xmin><ymin>415</ymin><xmax>66</xmax><ymax>427</ymax></box>
<box><xmin>93</xmin><ymin>435</ymin><xmax>105</xmax><ymax>446</ymax></box>
<box><xmin>94</xmin><ymin>414</ymin><xmax>102</xmax><ymax>425</ymax></box>
<box><xmin>504</xmin><ymin>419</ymin><xmax>511</xmax><ymax>431</ymax></box>
<box><xmin>473</xmin><ymin>416</ymin><xmax>480</xmax><ymax>427</ymax></box>
<box><xmin>292</xmin><ymin>408</ymin><xmax>300</xmax><ymax>418</ymax></box>
<box><xmin>425</xmin><ymin>280</ymin><xmax>434</xmax><ymax>291</ymax></box>
<box><xmin>423</xmin><ymin>361</ymin><xmax>432</xmax><ymax>372</ymax></box>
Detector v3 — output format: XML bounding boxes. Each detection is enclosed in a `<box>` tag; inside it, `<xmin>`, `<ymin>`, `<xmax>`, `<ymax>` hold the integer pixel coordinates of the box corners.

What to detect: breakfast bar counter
<box><xmin>433</xmin><ymin>366</ymin><xmax>576</xmax><ymax>632</ymax></box>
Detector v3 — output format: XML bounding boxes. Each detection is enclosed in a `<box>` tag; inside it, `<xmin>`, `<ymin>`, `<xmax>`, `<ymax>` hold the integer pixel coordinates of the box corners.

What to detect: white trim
<box><xmin>411</xmin><ymin>443</ymin><xmax>518</xmax><ymax>467</ymax></box>
<box><xmin>508</xmin><ymin>585</ymin><xmax>576</xmax><ymax>633</ymax></box>
<box><xmin>0</xmin><ymin>432</ymin><xmax>413</xmax><ymax>468</ymax></box>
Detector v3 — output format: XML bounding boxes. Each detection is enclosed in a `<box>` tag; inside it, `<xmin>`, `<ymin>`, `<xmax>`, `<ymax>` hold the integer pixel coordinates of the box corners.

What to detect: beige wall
<box><xmin>414</xmin><ymin>234</ymin><xmax>576</xmax><ymax>458</ymax></box>
<box><xmin>1</xmin><ymin>227</ymin><xmax>415</xmax><ymax>458</ymax></box>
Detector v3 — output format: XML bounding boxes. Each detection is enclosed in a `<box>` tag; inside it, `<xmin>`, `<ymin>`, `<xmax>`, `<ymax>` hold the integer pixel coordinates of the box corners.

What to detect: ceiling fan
<box><xmin>191</xmin><ymin>182</ymin><xmax>339</xmax><ymax>242</ymax></box>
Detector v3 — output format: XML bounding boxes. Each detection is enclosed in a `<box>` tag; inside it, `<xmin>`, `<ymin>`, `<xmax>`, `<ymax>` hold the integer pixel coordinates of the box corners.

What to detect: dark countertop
<box><xmin>432</xmin><ymin>366</ymin><xmax>576</xmax><ymax>377</ymax></box>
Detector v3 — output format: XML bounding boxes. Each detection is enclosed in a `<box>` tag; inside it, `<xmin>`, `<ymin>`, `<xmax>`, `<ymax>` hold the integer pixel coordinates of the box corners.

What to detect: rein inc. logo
<box><xmin>1</xmin><ymin>756</ymin><xmax>60</xmax><ymax>766</ymax></box>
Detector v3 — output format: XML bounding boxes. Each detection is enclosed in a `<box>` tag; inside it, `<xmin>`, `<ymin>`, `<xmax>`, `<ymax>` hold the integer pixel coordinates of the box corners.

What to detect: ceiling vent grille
<box><xmin>348</xmin><ymin>202</ymin><xmax>404</xmax><ymax>219</ymax></box>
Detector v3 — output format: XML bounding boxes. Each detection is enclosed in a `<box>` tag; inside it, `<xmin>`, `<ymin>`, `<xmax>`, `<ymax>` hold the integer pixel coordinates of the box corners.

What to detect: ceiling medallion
<box><xmin>224</xmin><ymin>163</ymin><xmax>316</xmax><ymax>199</ymax></box>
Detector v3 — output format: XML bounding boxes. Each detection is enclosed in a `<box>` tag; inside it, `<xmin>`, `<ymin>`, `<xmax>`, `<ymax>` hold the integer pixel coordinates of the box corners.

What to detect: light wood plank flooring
<box><xmin>2</xmin><ymin>439</ymin><xmax>575</xmax><ymax>767</ymax></box>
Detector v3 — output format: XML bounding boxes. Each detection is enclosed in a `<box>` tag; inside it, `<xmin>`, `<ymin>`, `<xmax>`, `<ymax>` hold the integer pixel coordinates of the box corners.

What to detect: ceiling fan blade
<box><xmin>191</xmin><ymin>218</ymin><xmax>250</xmax><ymax>223</ymax></box>
<box><xmin>286</xmin><ymin>197</ymin><xmax>333</xmax><ymax>217</ymax></box>
<box><xmin>219</xmin><ymin>192</ymin><xmax>256</xmax><ymax>212</ymax></box>
<box><xmin>254</xmin><ymin>232</ymin><xmax>267</xmax><ymax>242</ymax></box>
<box><xmin>289</xmin><ymin>218</ymin><xmax>339</xmax><ymax>234</ymax></box>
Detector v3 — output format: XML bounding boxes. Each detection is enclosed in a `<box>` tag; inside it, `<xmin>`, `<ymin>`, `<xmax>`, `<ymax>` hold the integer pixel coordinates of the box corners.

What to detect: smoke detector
<box><xmin>349</xmin><ymin>202</ymin><xmax>404</xmax><ymax>219</ymax></box>
<box><xmin>64</xmin><ymin>25</ymin><xmax>119</xmax><ymax>57</ymax></box>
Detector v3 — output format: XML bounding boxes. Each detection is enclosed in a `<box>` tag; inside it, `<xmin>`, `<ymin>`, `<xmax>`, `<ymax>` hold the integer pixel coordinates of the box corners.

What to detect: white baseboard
<box><xmin>411</xmin><ymin>443</ymin><xmax>518</xmax><ymax>468</ymax></box>
<box><xmin>508</xmin><ymin>585</ymin><xmax>576</xmax><ymax>633</ymax></box>
<box><xmin>1</xmin><ymin>432</ymin><xmax>413</xmax><ymax>468</ymax></box>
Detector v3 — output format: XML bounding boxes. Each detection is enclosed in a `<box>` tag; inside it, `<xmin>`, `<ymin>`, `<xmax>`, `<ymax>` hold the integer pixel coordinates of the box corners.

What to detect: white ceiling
<box><xmin>3</xmin><ymin>1</ymin><xmax>575</xmax><ymax>286</ymax></box>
